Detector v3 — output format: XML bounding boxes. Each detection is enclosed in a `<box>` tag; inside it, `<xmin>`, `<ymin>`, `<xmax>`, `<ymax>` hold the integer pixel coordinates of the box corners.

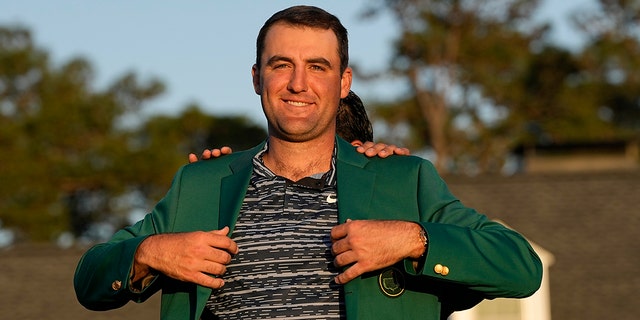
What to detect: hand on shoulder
<box><xmin>188</xmin><ymin>146</ymin><xmax>233</xmax><ymax>163</ymax></box>
<box><xmin>352</xmin><ymin>140</ymin><xmax>411</xmax><ymax>158</ymax></box>
<box><xmin>187</xmin><ymin>141</ymin><xmax>410</xmax><ymax>164</ymax></box>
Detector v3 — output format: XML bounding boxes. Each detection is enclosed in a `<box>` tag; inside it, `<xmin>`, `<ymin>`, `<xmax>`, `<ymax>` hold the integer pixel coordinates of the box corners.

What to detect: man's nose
<box><xmin>287</xmin><ymin>68</ymin><xmax>308</xmax><ymax>93</ymax></box>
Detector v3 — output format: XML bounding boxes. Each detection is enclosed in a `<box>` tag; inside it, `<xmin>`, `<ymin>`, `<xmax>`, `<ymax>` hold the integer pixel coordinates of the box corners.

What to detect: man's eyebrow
<box><xmin>266</xmin><ymin>55</ymin><xmax>333</xmax><ymax>69</ymax></box>
<box><xmin>266</xmin><ymin>55</ymin><xmax>293</xmax><ymax>66</ymax></box>
<box><xmin>307</xmin><ymin>57</ymin><xmax>333</xmax><ymax>69</ymax></box>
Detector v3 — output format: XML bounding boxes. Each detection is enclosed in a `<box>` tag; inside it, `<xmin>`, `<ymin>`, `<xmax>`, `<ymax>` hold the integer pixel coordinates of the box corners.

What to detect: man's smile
<box><xmin>285</xmin><ymin>100</ymin><xmax>312</xmax><ymax>107</ymax></box>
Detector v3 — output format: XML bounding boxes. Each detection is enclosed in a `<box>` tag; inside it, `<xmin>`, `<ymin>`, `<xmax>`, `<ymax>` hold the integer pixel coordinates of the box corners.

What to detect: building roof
<box><xmin>445</xmin><ymin>170</ymin><xmax>640</xmax><ymax>319</ymax></box>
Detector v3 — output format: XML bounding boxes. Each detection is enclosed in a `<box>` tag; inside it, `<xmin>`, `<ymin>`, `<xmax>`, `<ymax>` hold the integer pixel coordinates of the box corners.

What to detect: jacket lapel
<box><xmin>337</xmin><ymin>138</ymin><xmax>388</xmax><ymax>319</ymax></box>
<box><xmin>218</xmin><ymin>151</ymin><xmax>256</xmax><ymax>231</ymax></box>
<box><xmin>194</xmin><ymin>142</ymin><xmax>264</xmax><ymax>320</ymax></box>
<box><xmin>336</xmin><ymin>138</ymin><xmax>376</xmax><ymax>222</ymax></box>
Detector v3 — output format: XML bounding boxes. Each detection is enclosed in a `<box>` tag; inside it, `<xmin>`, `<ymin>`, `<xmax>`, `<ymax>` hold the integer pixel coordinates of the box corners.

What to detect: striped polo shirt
<box><xmin>205</xmin><ymin>143</ymin><xmax>344</xmax><ymax>319</ymax></box>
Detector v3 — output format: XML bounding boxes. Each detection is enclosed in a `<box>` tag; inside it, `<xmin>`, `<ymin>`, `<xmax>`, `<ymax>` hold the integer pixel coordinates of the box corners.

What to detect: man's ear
<box><xmin>252</xmin><ymin>64</ymin><xmax>261</xmax><ymax>95</ymax></box>
<box><xmin>340</xmin><ymin>67</ymin><xmax>353</xmax><ymax>99</ymax></box>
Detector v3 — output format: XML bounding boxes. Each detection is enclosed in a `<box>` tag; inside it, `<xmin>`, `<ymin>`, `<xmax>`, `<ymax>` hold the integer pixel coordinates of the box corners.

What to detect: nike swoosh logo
<box><xmin>326</xmin><ymin>194</ymin><xmax>337</xmax><ymax>204</ymax></box>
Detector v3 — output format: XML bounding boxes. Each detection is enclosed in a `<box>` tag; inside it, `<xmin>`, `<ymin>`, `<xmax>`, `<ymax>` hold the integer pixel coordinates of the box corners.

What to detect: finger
<box><xmin>330</xmin><ymin>218</ymin><xmax>353</xmax><ymax>242</ymax></box>
<box><xmin>188</xmin><ymin>153</ymin><xmax>198</xmax><ymax>163</ymax></box>
<box><xmin>360</xmin><ymin>141</ymin><xmax>375</xmax><ymax>148</ymax></box>
<box><xmin>201</xmin><ymin>149</ymin><xmax>212</xmax><ymax>160</ymax></box>
<box><xmin>376</xmin><ymin>149</ymin><xmax>390</xmax><ymax>158</ymax></box>
<box><xmin>377</xmin><ymin>144</ymin><xmax>398</xmax><ymax>158</ymax></box>
<box><xmin>211</xmin><ymin>226</ymin><xmax>230</xmax><ymax>235</ymax></box>
<box><xmin>334</xmin><ymin>264</ymin><xmax>363</xmax><ymax>284</ymax></box>
<box><xmin>330</xmin><ymin>239</ymin><xmax>345</xmax><ymax>256</ymax></box>
<box><xmin>350</xmin><ymin>140</ymin><xmax>364</xmax><ymax>147</ymax></box>
<box><xmin>207</xmin><ymin>250</ymin><xmax>234</xmax><ymax>265</ymax></box>
<box><xmin>201</xmin><ymin>261</ymin><xmax>228</xmax><ymax>276</ymax></box>
<box><xmin>221</xmin><ymin>146</ymin><xmax>233</xmax><ymax>154</ymax></box>
<box><xmin>193</xmin><ymin>238</ymin><xmax>235</xmax><ymax>265</ymax></box>
<box><xmin>365</xmin><ymin>144</ymin><xmax>386</xmax><ymax>157</ymax></box>
<box><xmin>211</xmin><ymin>149</ymin><xmax>222</xmax><ymax>157</ymax></box>
<box><xmin>330</xmin><ymin>223</ymin><xmax>348</xmax><ymax>242</ymax></box>
<box><xmin>207</xmin><ymin>227</ymin><xmax>238</xmax><ymax>255</ymax></box>
<box><xmin>194</xmin><ymin>272</ymin><xmax>226</xmax><ymax>289</ymax></box>
<box><xmin>355</xmin><ymin>141</ymin><xmax>375</xmax><ymax>154</ymax></box>
<box><xmin>394</xmin><ymin>147</ymin><xmax>411</xmax><ymax>155</ymax></box>
<box><xmin>332</xmin><ymin>246</ymin><xmax>356</xmax><ymax>266</ymax></box>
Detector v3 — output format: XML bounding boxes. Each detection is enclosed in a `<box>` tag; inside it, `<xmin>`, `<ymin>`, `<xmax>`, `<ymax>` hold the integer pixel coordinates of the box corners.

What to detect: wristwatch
<box><xmin>418</xmin><ymin>227</ymin><xmax>428</xmax><ymax>257</ymax></box>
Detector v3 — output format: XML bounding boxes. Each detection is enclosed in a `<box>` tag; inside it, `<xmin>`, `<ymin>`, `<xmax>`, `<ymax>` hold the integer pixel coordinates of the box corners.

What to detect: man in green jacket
<box><xmin>74</xmin><ymin>5</ymin><xmax>542</xmax><ymax>320</ymax></box>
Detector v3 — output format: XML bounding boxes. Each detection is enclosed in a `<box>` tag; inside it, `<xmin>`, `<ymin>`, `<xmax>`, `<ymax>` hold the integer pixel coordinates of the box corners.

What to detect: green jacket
<box><xmin>74</xmin><ymin>138</ymin><xmax>542</xmax><ymax>320</ymax></box>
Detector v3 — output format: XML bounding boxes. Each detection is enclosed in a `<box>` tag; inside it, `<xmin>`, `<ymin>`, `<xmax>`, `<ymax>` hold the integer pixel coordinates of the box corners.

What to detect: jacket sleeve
<box><xmin>406</xmin><ymin>160</ymin><xmax>543</xmax><ymax>299</ymax></box>
<box><xmin>73</xmin><ymin>166</ymin><xmax>187</xmax><ymax>311</ymax></box>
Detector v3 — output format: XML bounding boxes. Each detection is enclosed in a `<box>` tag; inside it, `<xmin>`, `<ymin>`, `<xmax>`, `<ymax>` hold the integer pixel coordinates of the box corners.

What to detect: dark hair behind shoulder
<box><xmin>337</xmin><ymin>91</ymin><xmax>373</xmax><ymax>143</ymax></box>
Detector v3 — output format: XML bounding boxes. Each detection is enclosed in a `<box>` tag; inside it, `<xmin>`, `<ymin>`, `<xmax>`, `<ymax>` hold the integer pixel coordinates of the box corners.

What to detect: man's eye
<box><xmin>310</xmin><ymin>65</ymin><xmax>325</xmax><ymax>71</ymax></box>
<box><xmin>274</xmin><ymin>64</ymin><xmax>290</xmax><ymax>69</ymax></box>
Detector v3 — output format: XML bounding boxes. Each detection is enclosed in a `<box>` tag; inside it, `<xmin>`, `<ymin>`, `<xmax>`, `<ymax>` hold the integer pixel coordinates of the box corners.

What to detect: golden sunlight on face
<box><xmin>252</xmin><ymin>23</ymin><xmax>352</xmax><ymax>142</ymax></box>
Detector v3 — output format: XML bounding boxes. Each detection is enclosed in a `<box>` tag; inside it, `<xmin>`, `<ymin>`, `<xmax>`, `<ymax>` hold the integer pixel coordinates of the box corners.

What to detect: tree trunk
<box><xmin>408</xmin><ymin>66</ymin><xmax>450</xmax><ymax>174</ymax></box>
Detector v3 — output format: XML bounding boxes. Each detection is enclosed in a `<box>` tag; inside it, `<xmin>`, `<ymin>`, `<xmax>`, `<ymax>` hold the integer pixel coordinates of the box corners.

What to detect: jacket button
<box><xmin>111</xmin><ymin>280</ymin><xmax>122</xmax><ymax>291</ymax></box>
<box><xmin>434</xmin><ymin>264</ymin><xmax>449</xmax><ymax>276</ymax></box>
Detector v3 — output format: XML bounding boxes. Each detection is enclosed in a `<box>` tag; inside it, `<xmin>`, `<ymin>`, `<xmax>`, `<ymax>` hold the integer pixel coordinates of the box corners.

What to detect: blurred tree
<box><xmin>360</xmin><ymin>0</ymin><xmax>545</xmax><ymax>173</ymax></box>
<box><xmin>359</xmin><ymin>0</ymin><xmax>638</xmax><ymax>174</ymax></box>
<box><xmin>0</xmin><ymin>25</ymin><xmax>166</xmax><ymax>241</ymax></box>
<box><xmin>572</xmin><ymin>0</ymin><xmax>640</xmax><ymax>132</ymax></box>
<box><xmin>125</xmin><ymin>106</ymin><xmax>266</xmax><ymax>204</ymax></box>
<box><xmin>0</xmin><ymin>26</ymin><xmax>266</xmax><ymax>242</ymax></box>
<box><xmin>0</xmin><ymin>26</ymin><xmax>75</xmax><ymax>240</ymax></box>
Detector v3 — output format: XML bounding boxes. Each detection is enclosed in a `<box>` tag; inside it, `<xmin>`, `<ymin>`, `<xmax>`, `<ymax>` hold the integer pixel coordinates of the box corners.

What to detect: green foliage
<box><xmin>127</xmin><ymin>106</ymin><xmax>266</xmax><ymax>202</ymax></box>
<box><xmin>364</xmin><ymin>0</ymin><xmax>639</xmax><ymax>174</ymax></box>
<box><xmin>0</xmin><ymin>26</ymin><xmax>266</xmax><ymax>242</ymax></box>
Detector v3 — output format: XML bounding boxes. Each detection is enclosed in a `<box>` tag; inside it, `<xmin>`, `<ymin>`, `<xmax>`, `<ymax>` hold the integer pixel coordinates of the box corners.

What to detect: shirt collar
<box><xmin>252</xmin><ymin>139</ymin><xmax>337</xmax><ymax>188</ymax></box>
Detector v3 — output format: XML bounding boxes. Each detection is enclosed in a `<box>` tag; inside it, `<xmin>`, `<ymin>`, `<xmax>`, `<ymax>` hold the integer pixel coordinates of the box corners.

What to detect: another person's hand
<box><xmin>132</xmin><ymin>226</ymin><xmax>238</xmax><ymax>289</ymax></box>
<box><xmin>188</xmin><ymin>146</ymin><xmax>233</xmax><ymax>163</ymax></box>
<box><xmin>352</xmin><ymin>140</ymin><xmax>411</xmax><ymax>158</ymax></box>
<box><xmin>330</xmin><ymin>219</ymin><xmax>425</xmax><ymax>284</ymax></box>
<box><xmin>187</xmin><ymin>141</ymin><xmax>410</xmax><ymax>163</ymax></box>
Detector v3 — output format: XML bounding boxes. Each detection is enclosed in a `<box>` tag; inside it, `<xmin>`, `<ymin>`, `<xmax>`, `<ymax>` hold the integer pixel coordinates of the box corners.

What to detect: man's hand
<box><xmin>330</xmin><ymin>220</ymin><xmax>424</xmax><ymax>284</ymax></box>
<box><xmin>188</xmin><ymin>147</ymin><xmax>233</xmax><ymax>163</ymax></box>
<box><xmin>132</xmin><ymin>226</ymin><xmax>238</xmax><ymax>289</ymax></box>
<box><xmin>352</xmin><ymin>141</ymin><xmax>411</xmax><ymax>158</ymax></box>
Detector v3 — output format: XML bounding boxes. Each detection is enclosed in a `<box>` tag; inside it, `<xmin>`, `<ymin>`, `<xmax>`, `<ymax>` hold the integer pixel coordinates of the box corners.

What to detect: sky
<box><xmin>1</xmin><ymin>0</ymin><xmax>593</xmax><ymax>126</ymax></box>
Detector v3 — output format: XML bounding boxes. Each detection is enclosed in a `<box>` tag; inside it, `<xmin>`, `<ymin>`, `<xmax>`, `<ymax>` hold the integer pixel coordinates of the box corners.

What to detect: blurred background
<box><xmin>0</xmin><ymin>0</ymin><xmax>638</xmax><ymax>319</ymax></box>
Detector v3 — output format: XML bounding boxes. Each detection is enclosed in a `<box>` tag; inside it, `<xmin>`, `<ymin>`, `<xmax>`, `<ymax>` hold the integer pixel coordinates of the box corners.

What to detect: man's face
<box><xmin>252</xmin><ymin>23</ymin><xmax>352</xmax><ymax>142</ymax></box>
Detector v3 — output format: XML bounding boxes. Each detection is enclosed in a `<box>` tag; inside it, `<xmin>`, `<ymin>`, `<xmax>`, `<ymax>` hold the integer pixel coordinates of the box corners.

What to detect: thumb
<box><xmin>211</xmin><ymin>226</ymin><xmax>230</xmax><ymax>236</ymax></box>
<box><xmin>334</xmin><ymin>264</ymin><xmax>361</xmax><ymax>285</ymax></box>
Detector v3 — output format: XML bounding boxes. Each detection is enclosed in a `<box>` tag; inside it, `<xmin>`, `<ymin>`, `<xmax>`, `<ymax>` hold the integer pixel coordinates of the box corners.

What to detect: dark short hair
<box><xmin>337</xmin><ymin>91</ymin><xmax>373</xmax><ymax>142</ymax></box>
<box><xmin>255</xmin><ymin>5</ymin><xmax>349</xmax><ymax>74</ymax></box>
